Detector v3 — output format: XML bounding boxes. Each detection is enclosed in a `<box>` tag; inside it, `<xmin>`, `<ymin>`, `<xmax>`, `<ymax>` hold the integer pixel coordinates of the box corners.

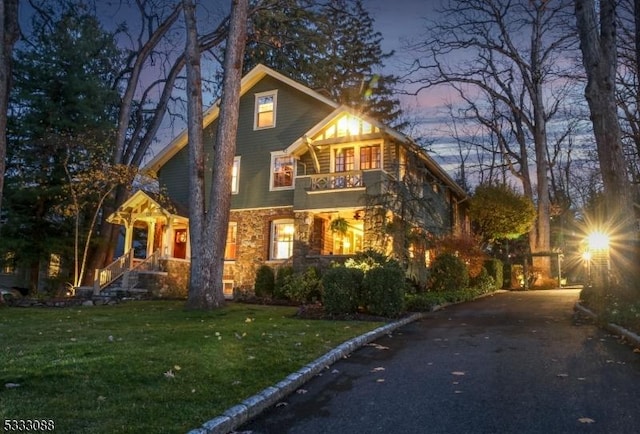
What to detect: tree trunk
<box><xmin>185</xmin><ymin>0</ymin><xmax>249</xmax><ymax>309</ymax></box>
<box><xmin>576</xmin><ymin>0</ymin><xmax>638</xmax><ymax>285</ymax></box>
<box><xmin>531</xmin><ymin>84</ymin><xmax>552</xmax><ymax>281</ymax></box>
<box><xmin>0</xmin><ymin>0</ymin><xmax>19</xmax><ymax>225</ymax></box>
<box><xmin>184</xmin><ymin>0</ymin><xmax>208</xmax><ymax>309</ymax></box>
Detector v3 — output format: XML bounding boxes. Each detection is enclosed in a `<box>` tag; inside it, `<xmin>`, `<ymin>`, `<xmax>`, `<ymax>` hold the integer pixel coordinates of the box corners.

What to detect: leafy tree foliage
<box><xmin>2</xmin><ymin>6</ymin><xmax>121</xmax><ymax>289</ymax></box>
<box><xmin>469</xmin><ymin>183</ymin><xmax>536</xmax><ymax>243</ymax></box>
<box><xmin>244</xmin><ymin>0</ymin><xmax>402</xmax><ymax>126</ymax></box>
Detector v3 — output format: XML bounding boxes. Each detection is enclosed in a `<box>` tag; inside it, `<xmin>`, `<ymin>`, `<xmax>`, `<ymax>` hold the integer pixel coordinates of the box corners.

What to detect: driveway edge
<box><xmin>186</xmin><ymin>312</ymin><xmax>427</xmax><ymax>434</ymax></box>
<box><xmin>574</xmin><ymin>301</ymin><xmax>640</xmax><ymax>349</ymax></box>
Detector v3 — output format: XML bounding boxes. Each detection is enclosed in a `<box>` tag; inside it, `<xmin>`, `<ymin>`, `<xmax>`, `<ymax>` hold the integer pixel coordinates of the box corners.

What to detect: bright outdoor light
<box><xmin>586</xmin><ymin>231</ymin><xmax>610</xmax><ymax>251</ymax></box>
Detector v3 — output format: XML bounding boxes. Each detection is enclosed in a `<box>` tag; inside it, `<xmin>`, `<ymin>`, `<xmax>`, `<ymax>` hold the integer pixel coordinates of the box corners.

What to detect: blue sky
<box><xmin>366</xmin><ymin>0</ymin><xmax>462</xmax><ymax>167</ymax></box>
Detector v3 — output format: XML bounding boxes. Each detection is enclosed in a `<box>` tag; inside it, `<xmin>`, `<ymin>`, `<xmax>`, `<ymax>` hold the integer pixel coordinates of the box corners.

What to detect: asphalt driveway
<box><xmin>239</xmin><ymin>289</ymin><xmax>640</xmax><ymax>434</ymax></box>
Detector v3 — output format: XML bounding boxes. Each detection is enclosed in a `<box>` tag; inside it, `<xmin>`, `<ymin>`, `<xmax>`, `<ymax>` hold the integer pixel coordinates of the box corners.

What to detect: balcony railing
<box><xmin>309</xmin><ymin>171</ymin><xmax>363</xmax><ymax>191</ymax></box>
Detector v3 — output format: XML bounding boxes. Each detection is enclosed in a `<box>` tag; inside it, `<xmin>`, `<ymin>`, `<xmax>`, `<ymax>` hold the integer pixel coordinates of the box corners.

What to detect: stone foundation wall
<box><xmin>157</xmin><ymin>259</ymin><xmax>190</xmax><ymax>298</ymax></box>
<box><xmin>228</xmin><ymin>207</ymin><xmax>295</xmax><ymax>290</ymax></box>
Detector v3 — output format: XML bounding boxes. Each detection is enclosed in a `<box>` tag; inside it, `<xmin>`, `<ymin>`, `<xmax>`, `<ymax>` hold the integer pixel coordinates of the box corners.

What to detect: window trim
<box><xmin>269</xmin><ymin>218</ymin><xmax>294</xmax><ymax>260</ymax></box>
<box><xmin>269</xmin><ymin>151</ymin><xmax>296</xmax><ymax>191</ymax></box>
<box><xmin>224</xmin><ymin>222</ymin><xmax>238</xmax><ymax>261</ymax></box>
<box><xmin>254</xmin><ymin>90</ymin><xmax>277</xmax><ymax>130</ymax></box>
<box><xmin>231</xmin><ymin>156</ymin><xmax>241</xmax><ymax>194</ymax></box>
<box><xmin>329</xmin><ymin>141</ymin><xmax>383</xmax><ymax>173</ymax></box>
<box><xmin>223</xmin><ymin>280</ymin><xmax>234</xmax><ymax>299</ymax></box>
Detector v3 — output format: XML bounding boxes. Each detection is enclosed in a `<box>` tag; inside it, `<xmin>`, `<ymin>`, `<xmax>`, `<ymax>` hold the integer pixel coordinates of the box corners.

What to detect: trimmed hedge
<box><xmin>321</xmin><ymin>266</ymin><xmax>363</xmax><ymax>315</ymax></box>
<box><xmin>274</xmin><ymin>265</ymin><xmax>294</xmax><ymax>300</ymax></box>
<box><xmin>405</xmin><ymin>286</ymin><xmax>493</xmax><ymax>312</ymax></box>
<box><xmin>254</xmin><ymin>265</ymin><xmax>275</xmax><ymax>298</ymax></box>
<box><xmin>362</xmin><ymin>265</ymin><xmax>406</xmax><ymax>317</ymax></box>
<box><xmin>282</xmin><ymin>267</ymin><xmax>321</xmax><ymax>304</ymax></box>
<box><xmin>429</xmin><ymin>253</ymin><xmax>469</xmax><ymax>291</ymax></box>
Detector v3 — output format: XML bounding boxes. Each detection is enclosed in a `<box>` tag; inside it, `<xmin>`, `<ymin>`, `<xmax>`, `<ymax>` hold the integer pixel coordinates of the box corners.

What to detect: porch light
<box><xmin>584</xmin><ymin>230</ymin><xmax>610</xmax><ymax>289</ymax></box>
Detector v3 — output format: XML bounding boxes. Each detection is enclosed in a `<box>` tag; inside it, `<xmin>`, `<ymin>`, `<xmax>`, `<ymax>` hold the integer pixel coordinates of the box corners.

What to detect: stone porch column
<box><xmin>293</xmin><ymin>211</ymin><xmax>314</xmax><ymax>271</ymax></box>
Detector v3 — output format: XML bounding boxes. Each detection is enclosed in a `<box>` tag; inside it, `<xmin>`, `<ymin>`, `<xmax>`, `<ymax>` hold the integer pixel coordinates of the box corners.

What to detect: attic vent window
<box><xmin>255</xmin><ymin>90</ymin><xmax>277</xmax><ymax>129</ymax></box>
<box><xmin>327</xmin><ymin>114</ymin><xmax>374</xmax><ymax>138</ymax></box>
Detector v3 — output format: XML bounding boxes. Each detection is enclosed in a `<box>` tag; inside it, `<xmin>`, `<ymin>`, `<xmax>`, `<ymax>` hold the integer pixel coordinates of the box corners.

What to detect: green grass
<box><xmin>0</xmin><ymin>301</ymin><xmax>381</xmax><ymax>433</ymax></box>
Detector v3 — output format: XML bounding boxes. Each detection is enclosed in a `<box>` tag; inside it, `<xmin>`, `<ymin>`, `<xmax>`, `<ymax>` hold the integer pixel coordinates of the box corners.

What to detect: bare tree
<box><xmin>575</xmin><ymin>0</ymin><xmax>638</xmax><ymax>284</ymax></box>
<box><xmin>185</xmin><ymin>0</ymin><xmax>248</xmax><ymax>310</ymax></box>
<box><xmin>407</xmin><ymin>0</ymin><xmax>576</xmax><ymax>281</ymax></box>
<box><xmin>617</xmin><ymin>0</ymin><xmax>640</xmax><ymax>184</ymax></box>
<box><xmin>0</xmin><ymin>0</ymin><xmax>19</xmax><ymax>225</ymax></box>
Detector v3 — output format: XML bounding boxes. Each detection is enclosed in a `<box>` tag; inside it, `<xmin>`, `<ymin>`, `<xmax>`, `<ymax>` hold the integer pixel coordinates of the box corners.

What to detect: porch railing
<box><xmin>121</xmin><ymin>249</ymin><xmax>161</xmax><ymax>291</ymax></box>
<box><xmin>309</xmin><ymin>171</ymin><xmax>363</xmax><ymax>191</ymax></box>
<box><xmin>93</xmin><ymin>249</ymin><xmax>161</xmax><ymax>294</ymax></box>
<box><xmin>130</xmin><ymin>249</ymin><xmax>161</xmax><ymax>273</ymax></box>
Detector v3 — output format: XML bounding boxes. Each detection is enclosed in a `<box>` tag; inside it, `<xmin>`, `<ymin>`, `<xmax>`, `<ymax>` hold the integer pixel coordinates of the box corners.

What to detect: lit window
<box><xmin>231</xmin><ymin>156</ymin><xmax>241</xmax><ymax>194</ymax></box>
<box><xmin>332</xmin><ymin>221</ymin><xmax>363</xmax><ymax>255</ymax></box>
<box><xmin>255</xmin><ymin>91</ymin><xmax>277</xmax><ymax>129</ymax></box>
<box><xmin>335</xmin><ymin>148</ymin><xmax>355</xmax><ymax>172</ymax></box>
<box><xmin>270</xmin><ymin>153</ymin><xmax>295</xmax><ymax>190</ymax></box>
<box><xmin>223</xmin><ymin>280</ymin><xmax>234</xmax><ymax>298</ymax></box>
<box><xmin>271</xmin><ymin>219</ymin><xmax>294</xmax><ymax>260</ymax></box>
<box><xmin>225</xmin><ymin>222</ymin><xmax>237</xmax><ymax>260</ymax></box>
<box><xmin>332</xmin><ymin>144</ymin><xmax>381</xmax><ymax>174</ymax></box>
<box><xmin>360</xmin><ymin>145</ymin><xmax>380</xmax><ymax>169</ymax></box>
<box><xmin>1</xmin><ymin>252</ymin><xmax>16</xmax><ymax>274</ymax></box>
<box><xmin>333</xmin><ymin>114</ymin><xmax>374</xmax><ymax>137</ymax></box>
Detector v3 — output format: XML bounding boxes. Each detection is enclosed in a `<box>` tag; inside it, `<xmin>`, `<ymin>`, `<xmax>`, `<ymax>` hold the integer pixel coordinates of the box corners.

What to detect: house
<box><xmin>95</xmin><ymin>64</ymin><xmax>469</xmax><ymax>298</ymax></box>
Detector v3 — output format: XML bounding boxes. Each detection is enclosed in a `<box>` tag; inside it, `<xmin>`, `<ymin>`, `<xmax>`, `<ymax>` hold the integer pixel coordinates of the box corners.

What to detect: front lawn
<box><xmin>0</xmin><ymin>301</ymin><xmax>381</xmax><ymax>433</ymax></box>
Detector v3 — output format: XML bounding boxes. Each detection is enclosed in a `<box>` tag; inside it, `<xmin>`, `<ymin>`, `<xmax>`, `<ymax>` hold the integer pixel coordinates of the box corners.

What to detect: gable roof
<box><xmin>285</xmin><ymin>105</ymin><xmax>468</xmax><ymax>199</ymax></box>
<box><xmin>107</xmin><ymin>190</ymin><xmax>188</xmax><ymax>225</ymax></box>
<box><xmin>143</xmin><ymin>64</ymin><xmax>340</xmax><ymax>173</ymax></box>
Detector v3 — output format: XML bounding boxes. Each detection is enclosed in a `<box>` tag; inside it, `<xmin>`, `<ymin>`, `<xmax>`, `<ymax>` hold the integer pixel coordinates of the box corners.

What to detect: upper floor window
<box><xmin>231</xmin><ymin>156</ymin><xmax>241</xmax><ymax>194</ymax></box>
<box><xmin>254</xmin><ymin>90</ymin><xmax>277</xmax><ymax>129</ymax></box>
<box><xmin>225</xmin><ymin>222</ymin><xmax>237</xmax><ymax>260</ymax></box>
<box><xmin>360</xmin><ymin>146</ymin><xmax>381</xmax><ymax>169</ymax></box>
<box><xmin>270</xmin><ymin>152</ymin><xmax>295</xmax><ymax>190</ymax></box>
<box><xmin>335</xmin><ymin>148</ymin><xmax>355</xmax><ymax>172</ymax></box>
<box><xmin>331</xmin><ymin>143</ymin><xmax>382</xmax><ymax>172</ymax></box>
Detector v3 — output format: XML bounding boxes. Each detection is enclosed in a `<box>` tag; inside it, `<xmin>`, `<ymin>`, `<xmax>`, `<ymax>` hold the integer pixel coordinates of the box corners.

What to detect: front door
<box><xmin>174</xmin><ymin>229</ymin><xmax>187</xmax><ymax>259</ymax></box>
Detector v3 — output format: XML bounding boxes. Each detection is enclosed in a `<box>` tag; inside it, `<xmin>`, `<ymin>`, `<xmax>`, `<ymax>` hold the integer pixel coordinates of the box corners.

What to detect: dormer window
<box><xmin>254</xmin><ymin>90</ymin><xmax>277</xmax><ymax>129</ymax></box>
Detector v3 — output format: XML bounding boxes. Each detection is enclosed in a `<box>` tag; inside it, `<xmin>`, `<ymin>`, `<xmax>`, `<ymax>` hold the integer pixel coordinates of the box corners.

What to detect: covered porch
<box><xmin>94</xmin><ymin>191</ymin><xmax>189</xmax><ymax>294</ymax></box>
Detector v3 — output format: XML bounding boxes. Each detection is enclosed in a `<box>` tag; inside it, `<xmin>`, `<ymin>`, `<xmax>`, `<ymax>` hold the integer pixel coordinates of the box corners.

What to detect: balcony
<box><xmin>294</xmin><ymin>169</ymin><xmax>388</xmax><ymax>210</ymax></box>
<box><xmin>309</xmin><ymin>171</ymin><xmax>364</xmax><ymax>190</ymax></box>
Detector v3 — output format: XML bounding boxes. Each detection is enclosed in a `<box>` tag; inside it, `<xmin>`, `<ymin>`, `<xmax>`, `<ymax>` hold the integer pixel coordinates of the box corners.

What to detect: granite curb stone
<box><xmin>574</xmin><ymin>301</ymin><xmax>640</xmax><ymax>348</ymax></box>
<box><xmin>186</xmin><ymin>312</ymin><xmax>426</xmax><ymax>434</ymax></box>
<box><xmin>187</xmin><ymin>291</ymin><xmax>507</xmax><ymax>434</ymax></box>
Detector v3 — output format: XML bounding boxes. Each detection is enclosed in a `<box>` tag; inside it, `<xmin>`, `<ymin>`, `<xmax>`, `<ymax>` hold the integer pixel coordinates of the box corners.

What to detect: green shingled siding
<box><xmin>157</xmin><ymin>75</ymin><xmax>334</xmax><ymax>210</ymax></box>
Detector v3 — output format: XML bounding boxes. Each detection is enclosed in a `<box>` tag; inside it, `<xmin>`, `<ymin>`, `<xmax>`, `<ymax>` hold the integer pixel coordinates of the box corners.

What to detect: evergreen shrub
<box><xmin>362</xmin><ymin>264</ymin><xmax>406</xmax><ymax>317</ymax></box>
<box><xmin>274</xmin><ymin>265</ymin><xmax>294</xmax><ymax>300</ymax></box>
<box><xmin>321</xmin><ymin>266</ymin><xmax>362</xmax><ymax>315</ymax></box>
<box><xmin>282</xmin><ymin>267</ymin><xmax>321</xmax><ymax>304</ymax></box>
<box><xmin>429</xmin><ymin>253</ymin><xmax>469</xmax><ymax>291</ymax></box>
<box><xmin>470</xmin><ymin>267</ymin><xmax>496</xmax><ymax>293</ymax></box>
<box><xmin>484</xmin><ymin>258</ymin><xmax>504</xmax><ymax>289</ymax></box>
<box><xmin>254</xmin><ymin>265</ymin><xmax>275</xmax><ymax>298</ymax></box>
